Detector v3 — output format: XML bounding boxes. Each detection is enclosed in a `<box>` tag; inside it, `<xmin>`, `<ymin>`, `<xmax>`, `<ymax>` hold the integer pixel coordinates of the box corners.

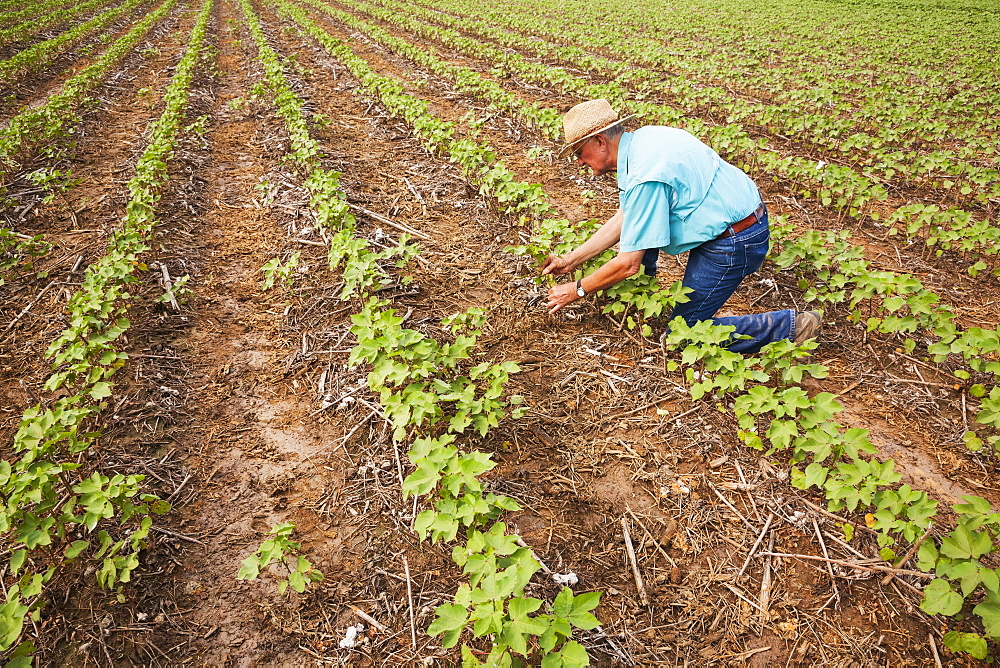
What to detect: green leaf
<box><xmin>427</xmin><ymin>603</ymin><xmax>468</xmax><ymax>639</ymax></box>
<box><xmin>508</xmin><ymin>596</ymin><xmax>543</xmax><ymax>619</ymax></box>
<box><xmin>940</xmin><ymin>523</ymin><xmax>993</xmax><ymax>560</ymax></box>
<box><xmin>461</xmin><ymin>645</ymin><xmax>483</xmax><ymax>667</ymax></box>
<box><xmin>563</xmin><ymin>590</ymin><xmax>601</xmax><ymax>630</ymax></box>
<box><xmin>802</xmin><ymin>462</ymin><xmax>829</xmax><ymax>489</ymax></box>
<box><xmin>150</xmin><ymin>499</ymin><xmax>171</xmax><ymax>515</ymax></box>
<box><xmin>64</xmin><ymin>540</ymin><xmax>90</xmax><ymax>560</ymax></box>
<box><xmin>287</xmin><ymin>570</ymin><xmax>306</xmax><ymax>593</ymax></box>
<box><xmin>237</xmin><ymin>555</ymin><xmax>260</xmax><ymax>581</ymax></box>
<box><xmin>9</xmin><ymin>550</ymin><xmax>27</xmax><ymax>576</ymax></box>
<box><xmin>545</xmin><ymin>640</ymin><xmax>590</xmax><ymax>667</ymax></box>
<box><xmin>953</xmin><ymin>495</ymin><xmax>992</xmax><ymax>516</ymax></box>
<box><xmin>402</xmin><ymin>466</ymin><xmax>439</xmax><ymax>499</ymax></box>
<box><xmin>89</xmin><ymin>382</ymin><xmax>113</xmax><ymax>400</ymax></box>
<box><xmin>942</xmin><ymin>631</ymin><xmax>987</xmax><ymax>659</ymax></box>
<box><xmin>919</xmin><ymin>579</ymin><xmax>964</xmax><ymax>616</ymax></box>
<box><xmin>974</xmin><ymin>600</ymin><xmax>1000</xmax><ymax>639</ymax></box>
<box><xmin>552</xmin><ymin>587</ymin><xmax>574</xmax><ymax>617</ymax></box>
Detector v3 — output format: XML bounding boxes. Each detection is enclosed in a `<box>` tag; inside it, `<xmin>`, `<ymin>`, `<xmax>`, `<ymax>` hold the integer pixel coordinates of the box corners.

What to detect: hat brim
<box><xmin>557</xmin><ymin>114</ymin><xmax>636</xmax><ymax>158</ymax></box>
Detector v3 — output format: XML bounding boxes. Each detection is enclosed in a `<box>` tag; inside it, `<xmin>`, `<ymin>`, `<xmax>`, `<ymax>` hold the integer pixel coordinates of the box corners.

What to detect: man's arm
<box><xmin>540</xmin><ymin>208</ymin><xmax>624</xmax><ymax>275</ymax></box>
<box><xmin>544</xmin><ymin>249</ymin><xmax>644</xmax><ymax>314</ymax></box>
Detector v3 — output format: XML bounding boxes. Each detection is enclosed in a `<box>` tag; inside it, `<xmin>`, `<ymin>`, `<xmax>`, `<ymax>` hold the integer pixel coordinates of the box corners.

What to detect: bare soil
<box><xmin>1</xmin><ymin>0</ymin><xmax>995</xmax><ymax>665</ymax></box>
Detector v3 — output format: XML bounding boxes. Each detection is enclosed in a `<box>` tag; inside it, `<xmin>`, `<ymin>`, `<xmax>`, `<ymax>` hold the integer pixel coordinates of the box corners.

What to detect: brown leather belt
<box><xmin>716</xmin><ymin>203</ymin><xmax>765</xmax><ymax>240</ymax></box>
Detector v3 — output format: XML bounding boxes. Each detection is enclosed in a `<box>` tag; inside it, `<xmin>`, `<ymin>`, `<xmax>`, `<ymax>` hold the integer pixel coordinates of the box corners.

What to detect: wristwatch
<box><xmin>576</xmin><ymin>279</ymin><xmax>586</xmax><ymax>297</ymax></box>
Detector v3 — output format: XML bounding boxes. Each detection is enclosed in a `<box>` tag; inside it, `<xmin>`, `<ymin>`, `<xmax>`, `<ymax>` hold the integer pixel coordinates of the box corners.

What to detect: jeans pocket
<box><xmin>698</xmin><ymin>236</ymin><xmax>738</xmax><ymax>268</ymax></box>
<box><xmin>742</xmin><ymin>234</ymin><xmax>770</xmax><ymax>275</ymax></box>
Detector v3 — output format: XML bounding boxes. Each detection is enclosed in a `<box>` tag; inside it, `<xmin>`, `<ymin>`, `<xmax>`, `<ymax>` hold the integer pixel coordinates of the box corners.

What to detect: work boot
<box><xmin>794</xmin><ymin>311</ymin><xmax>822</xmax><ymax>344</ymax></box>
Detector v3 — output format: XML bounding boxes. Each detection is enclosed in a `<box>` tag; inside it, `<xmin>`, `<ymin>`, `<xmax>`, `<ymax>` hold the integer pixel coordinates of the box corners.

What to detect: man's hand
<box><xmin>545</xmin><ymin>282</ymin><xmax>579</xmax><ymax>314</ymax></box>
<box><xmin>541</xmin><ymin>255</ymin><xmax>574</xmax><ymax>276</ymax></box>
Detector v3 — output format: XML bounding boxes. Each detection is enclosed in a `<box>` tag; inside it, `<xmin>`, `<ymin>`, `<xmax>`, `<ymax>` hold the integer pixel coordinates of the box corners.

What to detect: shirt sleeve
<box><xmin>619</xmin><ymin>181</ymin><xmax>672</xmax><ymax>253</ymax></box>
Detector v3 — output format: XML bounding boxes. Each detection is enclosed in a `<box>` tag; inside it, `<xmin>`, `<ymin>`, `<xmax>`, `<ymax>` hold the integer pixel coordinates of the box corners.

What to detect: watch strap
<box><xmin>576</xmin><ymin>279</ymin><xmax>586</xmax><ymax>297</ymax></box>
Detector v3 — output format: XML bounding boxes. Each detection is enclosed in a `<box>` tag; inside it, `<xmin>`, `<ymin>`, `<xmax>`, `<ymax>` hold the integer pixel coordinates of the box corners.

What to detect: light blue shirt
<box><xmin>617</xmin><ymin>127</ymin><xmax>761</xmax><ymax>256</ymax></box>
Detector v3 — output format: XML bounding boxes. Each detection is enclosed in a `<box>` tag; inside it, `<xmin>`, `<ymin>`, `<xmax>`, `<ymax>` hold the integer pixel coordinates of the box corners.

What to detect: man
<box><xmin>542</xmin><ymin>99</ymin><xmax>820</xmax><ymax>354</ymax></box>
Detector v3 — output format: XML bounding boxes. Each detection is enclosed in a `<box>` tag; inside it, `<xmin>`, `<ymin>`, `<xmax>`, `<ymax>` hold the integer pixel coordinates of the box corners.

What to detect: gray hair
<box><xmin>597</xmin><ymin>122</ymin><xmax>625</xmax><ymax>140</ymax></box>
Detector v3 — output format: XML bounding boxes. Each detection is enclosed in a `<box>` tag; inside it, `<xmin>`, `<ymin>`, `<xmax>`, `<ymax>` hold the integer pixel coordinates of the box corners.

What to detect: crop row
<box><xmin>498</xmin><ymin>157</ymin><xmax>1000</xmax><ymax>657</ymax></box>
<box><xmin>410</xmin><ymin>0</ymin><xmax>998</xmax><ymax>207</ymax></box>
<box><xmin>0</xmin><ymin>0</ymin><xmax>149</xmax><ymax>85</ymax></box>
<box><xmin>0</xmin><ymin>228</ymin><xmax>51</xmax><ymax>286</ymax></box>
<box><xmin>0</xmin><ymin>0</ymin><xmax>33</xmax><ymax>14</ymax></box>
<box><xmin>298</xmin><ymin>0</ymin><xmax>560</xmax><ymax>139</ymax></box>
<box><xmin>0</xmin><ymin>0</ymin><xmax>74</xmax><ymax>30</ymax></box>
<box><xmin>413</xmin><ymin>0</ymin><xmax>1000</xmax><ymax>151</ymax></box>
<box><xmin>0</xmin><ymin>0</ymin><xmax>113</xmax><ymax>50</ymax></box>
<box><xmin>0</xmin><ymin>0</ymin><xmax>179</xmax><ymax>181</ymax></box>
<box><xmin>0</xmin><ymin>0</ymin><xmax>212</xmax><ymax>661</ymax></box>
<box><xmin>237</xmin><ymin>0</ymin><xmax>607</xmax><ymax>662</ymax></box>
<box><xmin>397</xmin><ymin>0</ymin><xmax>1000</xmax><ymax>201</ymax></box>
<box><xmin>299</xmin><ymin>0</ymin><xmax>678</xmax><ymax>324</ymax></box>
<box><xmin>659</xmin><ymin>311</ymin><xmax>999</xmax><ymax>659</ymax></box>
<box><xmin>336</xmin><ymin>0</ymin><xmax>1000</xmax><ymax>276</ymax></box>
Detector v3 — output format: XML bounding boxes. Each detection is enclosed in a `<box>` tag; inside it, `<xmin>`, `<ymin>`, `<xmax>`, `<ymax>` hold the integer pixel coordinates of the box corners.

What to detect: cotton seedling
<box><xmin>237</xmin><ymin>523</ymin><xmax>323</xmax><ymax>594</ymax></box>
<box><xmin>261</xmin><ymin>252</ymin><xmax>299</xmax><ymax>291</ymax></box>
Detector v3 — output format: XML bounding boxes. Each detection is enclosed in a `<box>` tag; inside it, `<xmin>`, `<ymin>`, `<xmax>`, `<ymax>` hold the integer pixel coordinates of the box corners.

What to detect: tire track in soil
<box><xmin>1</xmin><ymin>2</ymin><xmax>199</xmax><ymax>443</ymax></box>
<box><xmin>127</xmin><ymin>6</ymin><xmax>339</xmax><ymax>661</ymax></box>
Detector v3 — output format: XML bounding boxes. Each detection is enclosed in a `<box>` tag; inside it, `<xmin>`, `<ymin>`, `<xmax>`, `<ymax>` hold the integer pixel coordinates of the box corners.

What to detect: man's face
<box><xmin>574</xmin><ymin>134</ymin><xmax>616</xmax><ymax>177</ymax></box>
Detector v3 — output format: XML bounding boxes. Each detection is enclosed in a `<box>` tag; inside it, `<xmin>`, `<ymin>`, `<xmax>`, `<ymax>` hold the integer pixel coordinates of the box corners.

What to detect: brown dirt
<box><xmin>1</xmin><ymin>0</ymin><xmax>994</xmax><ymax>665</ymax></box>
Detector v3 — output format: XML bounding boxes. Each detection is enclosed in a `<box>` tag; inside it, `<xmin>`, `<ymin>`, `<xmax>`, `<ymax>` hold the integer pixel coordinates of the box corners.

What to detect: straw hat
<box><xmin>557</xmin><ymin>99</ymin><xmax>634</xmax><ymax>158</ymax></box>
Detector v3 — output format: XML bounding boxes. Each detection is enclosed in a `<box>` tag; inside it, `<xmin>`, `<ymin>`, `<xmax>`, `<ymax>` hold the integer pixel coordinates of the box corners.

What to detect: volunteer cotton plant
<box><xmin>237</xmin><ymin>523</ymin><xmax>323</xmax><ymax>595</ymax></box>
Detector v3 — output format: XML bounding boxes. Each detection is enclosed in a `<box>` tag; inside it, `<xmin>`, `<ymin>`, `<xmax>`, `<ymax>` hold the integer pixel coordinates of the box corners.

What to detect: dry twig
<box><xmin>813</xmin><ymin>518</ymin><xmax>840</xmax><ymax>604</ymax></box>
<box><xmin>403</xmin><ymin>556</ymin><xmax>416</xmax><ymax>650</ymax></box>
<box><xmin>737</xmin><ymin>512</ymin><xmax>773</xmax><ymax>577</ymax></box>
<box><xmin>881</xmin><ymin>524</ymin><xmax>934</xmax><ymax>586</ymax></box>
<box><xmin>757</xmin><ymin>552</ymin><xmax>933</xmax><ymax>579</ymax></box>
<box><xmin>621</xmin><ymin>517</ymin><xmax>648</xmax><ymax>606</ymax></box>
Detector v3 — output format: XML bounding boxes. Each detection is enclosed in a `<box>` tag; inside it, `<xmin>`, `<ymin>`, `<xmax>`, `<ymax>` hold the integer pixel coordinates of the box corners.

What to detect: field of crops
<box><xmin>0</xmin><ymin>0</ymin><xmax>998</xmax><ymax>663</ymax></box>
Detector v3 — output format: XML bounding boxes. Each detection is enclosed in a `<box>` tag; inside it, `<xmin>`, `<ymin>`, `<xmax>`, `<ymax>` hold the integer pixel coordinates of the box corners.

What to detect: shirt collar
<box><xmin>616</xmin><ymin>132</ymin><xmax>634</xmax><ymax>180</ymax></box>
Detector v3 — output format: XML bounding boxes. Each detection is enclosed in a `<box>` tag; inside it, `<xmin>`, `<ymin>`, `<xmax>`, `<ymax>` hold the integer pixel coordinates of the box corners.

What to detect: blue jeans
<box><xmin>644</xmin><ymin>209</ymin><xmax>796</xmax><ymax>354</ymax></box>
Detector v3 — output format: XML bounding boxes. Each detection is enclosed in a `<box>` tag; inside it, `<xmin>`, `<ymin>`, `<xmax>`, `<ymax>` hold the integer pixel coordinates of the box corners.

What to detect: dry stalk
<box><xmin>757</xmin><ymin>552</ymin><xmax>933</xmax><ymax>579</ymax></box>
<box><xmin>621</xmin><ymin>517</ymin><xmax>648</xmax><ymax>606</ymax></box>
<box><xmin>928</xmin><ymin>633</ymin><xmax>943</xmax><ymax>668</ymax></box>
<box><xmin>881</xmin><ymin>524</ymin><xmax>934</xmax><ymax>586</ymax></box>
<box><xmin>402</xmin><ymin>556</ymin><xmax>416</xmax><ymax>650</ymax></box>
<box><xmin>759</xmin><ymin>532</ymin><xmax>774</xmax><ymax>622</ymax></box>
<box><xmin>737</xmin><ymin>512</ymin><xmax>774</xmax><ymax>577</ymax></box>
<box><xmin>708</xmin><ymin>482</ymin><xmax>755</xmax><ymax>531</ymax></box>
<box><xmin>812</xmin><ymin>518</ymin><xmax>840</xmax><ymax>604</ymax></box>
